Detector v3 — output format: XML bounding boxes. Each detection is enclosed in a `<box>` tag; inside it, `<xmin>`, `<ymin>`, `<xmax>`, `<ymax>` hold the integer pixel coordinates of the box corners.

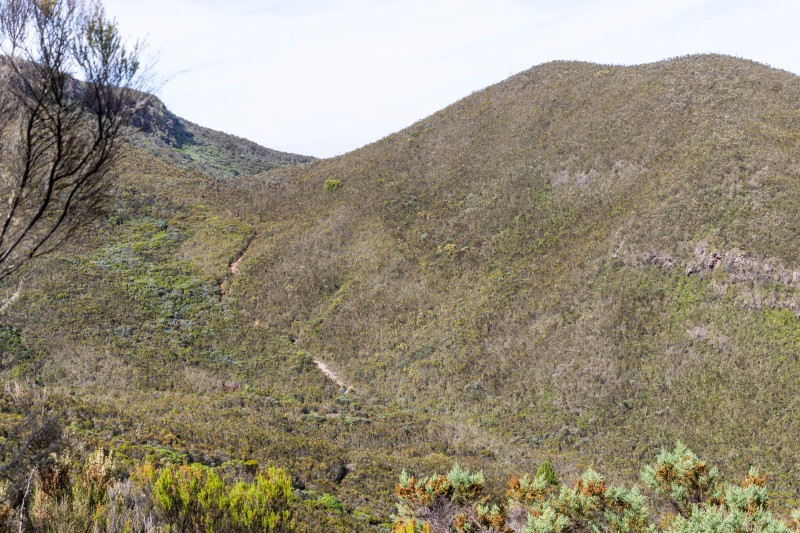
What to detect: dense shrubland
<box><xmin>0</xmin><ymin>447</ymin><xmax>295</xmax><ymax>532</ymax></box>
<box><xmin>225</xmin><ymin>55</ymin><xmax>800</xmax><ymax>507</ymax></box>
<box><xmin>1</xmin><ymin>441</ymin><xmax>798</xmax><ymax>532</ymax></box>
<box><xmin>393</xmin><ymin>443</ymin><xmax>800</xmax><ymax>533</ymax></box>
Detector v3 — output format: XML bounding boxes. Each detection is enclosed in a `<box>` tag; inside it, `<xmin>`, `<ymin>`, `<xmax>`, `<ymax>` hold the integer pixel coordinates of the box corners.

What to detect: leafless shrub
<box><xmin>0</xmin><ymin>0</ymin><xmax>151</xmax><ymax>281</ymax></box>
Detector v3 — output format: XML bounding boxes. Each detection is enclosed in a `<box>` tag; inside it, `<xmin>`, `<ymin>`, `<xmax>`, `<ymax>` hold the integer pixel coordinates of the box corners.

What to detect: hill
<box><xmin>232</xmin><ymin>54</ymin><xmax>800</xmax><ymax>498</ymax></box>
<box><xmin>131</xmin><ymin>95</ymin><xmax>314</xmax><ymax>179</ymax></box>
<box><xmin>2</xmin><ymin>54</ymin><xmax>800</xmax><ymax>528</ymax></box>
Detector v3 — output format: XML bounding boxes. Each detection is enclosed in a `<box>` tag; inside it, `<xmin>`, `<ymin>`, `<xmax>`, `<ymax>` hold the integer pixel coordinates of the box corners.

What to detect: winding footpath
<box><xmin>227</xmin><ymin>236</ymin><xmax>351</xmax><ymax>392</ymax></box>
<box><xmin>228</xmin><ymin>234</ymin><xmax>257</xmax><ymax>276</ymax></box>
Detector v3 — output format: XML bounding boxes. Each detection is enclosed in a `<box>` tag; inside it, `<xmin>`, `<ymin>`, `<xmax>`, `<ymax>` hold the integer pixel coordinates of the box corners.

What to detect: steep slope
<box><xmin>131</xmin><ymin>95</ymin><xmax>314</xmax><ymax>179</ymax></box>
<box><xmin>228</xmin><ymin>54</ymin><xmax>800</xmax><ymax>500</ymax></box>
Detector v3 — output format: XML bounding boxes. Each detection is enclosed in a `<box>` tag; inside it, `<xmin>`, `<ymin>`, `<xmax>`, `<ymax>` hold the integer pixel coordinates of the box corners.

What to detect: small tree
<box><xmin>0</xmin><ymin>0</ymin><xmax>149</xmax><ymax>281</ymax></box>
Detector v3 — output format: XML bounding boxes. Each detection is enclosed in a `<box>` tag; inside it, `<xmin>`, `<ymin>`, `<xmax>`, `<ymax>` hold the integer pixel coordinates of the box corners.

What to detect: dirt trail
<box><xmin>230</xmin><ymin>254</ymin><xmax>245</xmax><ymax>274</ymax></box>
<box><xmin>230</xmin><ymin>234</ymin><xmax>257</xmax><ymax>275</ymax></box>
<box><xmin>225</xmin><ymin>233</ymin><xmax>350</xmax><ymax>393</ymax></box>
<box><xmin>220</xmin><ymin>234</ymin><xmax>257</xmax><ymax>299</ymax></box>
<box><xmin>314</xmin><ymin>360</ymin><xmax>351</xmax><ymax>392</ymax></box>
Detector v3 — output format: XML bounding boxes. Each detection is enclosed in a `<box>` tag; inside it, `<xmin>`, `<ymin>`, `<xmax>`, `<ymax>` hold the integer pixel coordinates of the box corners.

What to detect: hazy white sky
<box><xmin>102</xmin><ymin>0</ymin><xmax>800</xmax><ymax>158</ymax></box>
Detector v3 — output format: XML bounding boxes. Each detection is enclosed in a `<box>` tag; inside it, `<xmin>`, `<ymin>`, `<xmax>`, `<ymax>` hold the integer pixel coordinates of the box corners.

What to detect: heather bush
<box><xmin>151</xmin><ymin>463</ymin><xmax>228</xmax><ymax>531</ymax></box>
<box><xmin>226</xmin><ymin>467</ymin><xmax>295</xmax><ymax>532</ymax></box>
<box><xmin>26</xmin><ymin>449</ymin><xmax>117</xmax><ymax>532</ymax></box>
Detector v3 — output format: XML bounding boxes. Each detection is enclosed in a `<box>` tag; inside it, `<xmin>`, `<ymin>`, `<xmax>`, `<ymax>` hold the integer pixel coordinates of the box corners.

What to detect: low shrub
<box><xmin>394</xmin><ymin>443</ymin><xmax>800</xmax><ymax>533</ymax></box>
<box><xmin>324</xmin><ymin>179</ymin><xmax>343</xmax><ymax>192</ymax></box>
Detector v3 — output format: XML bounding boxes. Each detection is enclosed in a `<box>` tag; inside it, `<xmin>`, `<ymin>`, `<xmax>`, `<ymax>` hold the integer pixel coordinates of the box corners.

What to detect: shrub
<box><xmin>317</xmin><ymin>493</ymin><xmax>344</xmax><ymax>512</ymax></box>
<box><xmin>228</xmin><ymin>467</ymin><xmax>295</xmax><ymax>531</ymax></box>
<box><xmin>151</xmin><ymin>463</ymin><xmax>227</xmax><ymax>531</ymax></box>
<box><xmin>150</xmin><ymin>462</ymin><xmax>296</xmax><ymax>532</ymax></box>
<box><xmin>641</xmin><ymin>441</ymin><xmax>722</xmax><ymax>516</ymax></box>
<box><xmin>536</xmin><ymin>460</ymin><xmax>559</xmax><ymax>486</ymax></box>
<box><xmin>27</xmin><ymin>449</ymin><xmax>117</xmax><ymax>532</ymax></box>
<box><xmin>395</xmin><ymin>444</ymin><xmax>800</xmax><ymax>533</ymax></box>
<box><xmin>394</xmin><ymin>464</ymin><xmax>485</xmax><ymax>532</ymax></box>
<box><xmin>19</xmin><ymin>453</ymin><xmax>297</xmax><ymax>532</ymax></box>
<box><xmin>324</xmin><ymin>179</ymin><xmax>343</xmax><ymax>192</ymax></box>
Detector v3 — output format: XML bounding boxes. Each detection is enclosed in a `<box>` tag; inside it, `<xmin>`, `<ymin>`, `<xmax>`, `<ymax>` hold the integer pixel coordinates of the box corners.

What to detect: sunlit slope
<box><xmin>234</xmin><ymin>54</ymin><xmax>800</xmax><ymax>496</ymax></box>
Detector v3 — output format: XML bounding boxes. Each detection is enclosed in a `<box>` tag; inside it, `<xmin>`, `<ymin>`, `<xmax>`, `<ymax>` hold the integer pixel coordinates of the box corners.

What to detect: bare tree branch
<box><xmin>0</xmin><ymin>0</ymin><xmax>151</xmax><ymax>281</ymax></box>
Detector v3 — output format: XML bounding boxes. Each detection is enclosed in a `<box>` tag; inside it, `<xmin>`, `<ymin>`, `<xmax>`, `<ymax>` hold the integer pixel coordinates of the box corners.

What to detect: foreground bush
<box><xmin>2</xmin><ymin>449</ymin><xmax>295</xmax><ymax>532</ymax></box>
<box><xmin>394</xmin><ymin>443</ymin><xmax>800</xmax><ymax>533</ymax></box>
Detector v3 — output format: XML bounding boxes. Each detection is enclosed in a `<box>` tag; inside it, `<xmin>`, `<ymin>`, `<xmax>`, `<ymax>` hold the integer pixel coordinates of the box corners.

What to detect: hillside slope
<box><xmin>229</xmin><ymin>54</ymin><xmax>800</xmax><ymax>499</ymax></box>
<box><xmin>3</xmin><ymin>53</ymin><xmax>800</xmax><ymax>526</ymax></box>
<box><xmin>131</xmin><ymin>95</ymin><xmax>314</xmax><ymax>179</ymax></box>
<box><xmin>0</xmin><ymin>116</ymin><xmax>492</xmax><ymax>530</ymax></box>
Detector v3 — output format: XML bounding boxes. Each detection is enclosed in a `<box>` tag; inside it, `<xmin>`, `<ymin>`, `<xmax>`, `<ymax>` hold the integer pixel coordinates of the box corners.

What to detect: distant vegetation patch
<box><xmin>324</xmin><ymin>179</ymin><xmax>343</xmax><ymax>192</ymax></box>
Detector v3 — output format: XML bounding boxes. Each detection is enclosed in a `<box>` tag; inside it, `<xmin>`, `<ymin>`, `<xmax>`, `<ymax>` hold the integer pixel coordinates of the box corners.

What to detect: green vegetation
<box><xmin>324</xmin><ymin>179</ymin><xmax>343</xmax><ymax>192</ymax></box>
<box><xmin>536</xmin><ymin>461</ymin><xmax>558</xmax><ymax>487</ymax></box>
<box><xmin>3</xmin><ymin>448</ymin><xmax>296</xmax><ymax>531</ymax></box>
<box><xmin>5</xmin><ymin>441</ymin><xmax>800</xmax><ymax>532</ymax></box>
<box><xmin>394</xmin><ymin>443</ymin><xmax>800</xmax><ymax>532</ymax></box>
<box><xmin>131</xmin><ymin>96</ymin><xmax>314</xmax><ymax>179</ymax></box>
<box><xmin>3</xmin><ymin>54</ymin><xmax>800</xmax><ymax>529</ymax></box>
<box><xmin>317</xmin><ymin>493</ymin><xmax>345</xmax><ymax>512</ymax></box>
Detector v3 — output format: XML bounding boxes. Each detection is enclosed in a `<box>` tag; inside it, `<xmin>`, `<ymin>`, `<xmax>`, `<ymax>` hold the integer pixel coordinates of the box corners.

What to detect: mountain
<box><xmin>130</xmin><ymin>95</ymin><xmax>314</xmax><ymax>179</ymax></box>
<box><xmin>231</xmin><ymin>53</ymin><xmax>800</xmax><ymax>495</ymax></box>
<box><xmin>2</xmin><ymin>54</ymin><xmax>800</xmax><ymax>529</ymax></box>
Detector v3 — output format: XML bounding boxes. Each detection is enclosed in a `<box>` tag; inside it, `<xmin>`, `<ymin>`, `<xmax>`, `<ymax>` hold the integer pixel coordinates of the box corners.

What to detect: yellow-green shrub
<box><xmin>227</xmin><ymin>467</ymin><xmax>295</xmax><ymax>532</ymax></box>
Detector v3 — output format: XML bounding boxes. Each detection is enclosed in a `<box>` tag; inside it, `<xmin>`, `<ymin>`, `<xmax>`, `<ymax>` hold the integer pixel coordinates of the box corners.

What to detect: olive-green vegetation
<box><xmin>230</xmin><ymin>54</ymin><xmax>800</xmax><ymax>506</ymax></box>
<box><xmin>394</xmin><ymin>443</ymin><xmax>800</xmax><ymax>532</ymax></box>
<box><xmin>2</xmin><ymin>54</ymin><xmax>800</xmax><ymax>530</ymax></box>
<box><xmin>0</xmin><ymin>447</ymin><xmax>296</xmax><ymax>531</ymax></box>
<box><xmin>0</xmin><ymin>119</ymin><xmax>493</xmax><ymax>532</ymax></box>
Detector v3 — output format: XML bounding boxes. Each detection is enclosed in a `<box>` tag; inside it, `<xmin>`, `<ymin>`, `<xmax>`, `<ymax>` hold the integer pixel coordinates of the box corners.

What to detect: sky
<box><xmin>101</xmin><ymin>0</ymin><xmax>800</xmax><ymax>158</ymax></box>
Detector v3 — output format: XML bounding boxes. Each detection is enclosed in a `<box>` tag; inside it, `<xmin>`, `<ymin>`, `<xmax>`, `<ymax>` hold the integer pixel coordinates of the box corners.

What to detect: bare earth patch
<box><xmin>314</xmin><ymin>360</ymin><xmax>351</xmax><ymax>392</ymax></box>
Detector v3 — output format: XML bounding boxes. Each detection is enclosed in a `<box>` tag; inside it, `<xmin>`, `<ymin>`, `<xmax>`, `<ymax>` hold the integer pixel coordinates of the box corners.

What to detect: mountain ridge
<box><xmin>229</xmin><ymin>53</ymin><xmax>800</xmax><ymax>495</ymax></box>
